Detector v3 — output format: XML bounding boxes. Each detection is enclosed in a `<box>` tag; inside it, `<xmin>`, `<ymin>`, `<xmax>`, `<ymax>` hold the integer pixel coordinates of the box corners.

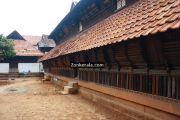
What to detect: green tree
<box><xmin>0</xmin><ymin>34</ymin><xmax>16</xmax><ymax>60</ymax></box>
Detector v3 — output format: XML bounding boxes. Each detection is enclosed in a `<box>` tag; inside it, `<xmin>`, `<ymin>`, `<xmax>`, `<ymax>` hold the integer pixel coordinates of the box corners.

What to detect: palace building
<box><xmin>39</xmin><ymin>0</ymin><xmax>180</xmax><ymax>119</ymax></box>
<box><xmin>0</xmin><ymin>30</ymin><xmax>55</xmax><ymax>75</ymax></box>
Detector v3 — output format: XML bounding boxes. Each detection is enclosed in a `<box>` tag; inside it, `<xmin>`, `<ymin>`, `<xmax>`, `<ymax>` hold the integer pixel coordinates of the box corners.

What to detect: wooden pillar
<box><xmin>120</xmin><ymin>73</ymin><xmax>123</xmax><ymax>88</ymax></box>
<box><xmin>155</xmin><ymin>76</ymin><xmax>159</xmax><ymax>95</ymax></box>
<box><xmin>140</xmin><ymin>75</ymin><xmax>143</xmax><ymax>92</ymax></box>
<box><xmin>128</xmin><ymin>72</ymin><xmax>133</xmax><ymax>90</ymax></box>
<box><xmin>167</xmin><ymin>76</ymin><xmax>172</xmax><ymax>98</ymax></box>
<box><xmin>172</xmin><ymin>77</ymin><xmax>176</xmax><ymax>98</ymax></box>
<box><xmin>126</xmin><ymin>73</ymin><xmax>129</xmax><ymax>89</ymax></box>
<box><xmin>97</xmin><ymin>70</ymin><xmax>100</xmax><ymax>83</ymax></box>
<box><xmin>163</xmin><ymin>76</ymin><xmax>168</xmax><ymax>97</ymax></box>
<box><xmin>116</xmin><ymin>71</ymin><xmax>119</xmax><ymax>87</ymax></box>
<box><xmin>152</xmin><ymin>76</ymin><xmax>156</xmax><ymax>95</ymax></box>
<box><xmin>176</xmin><ymin>77</ymin><xmax>180</xmax><ymax>99</ymax></box>
<box><xmin>111</xmin><ymin>45</ymin><xmax>122</xmax><ymax>87</ymax></box>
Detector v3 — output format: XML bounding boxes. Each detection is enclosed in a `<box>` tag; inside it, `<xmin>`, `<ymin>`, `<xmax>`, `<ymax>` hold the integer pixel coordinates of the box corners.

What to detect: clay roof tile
<box><xmin>39</xmin><ymin>0</ymin><xmax>180</xmax><ymax>61</ymax></box>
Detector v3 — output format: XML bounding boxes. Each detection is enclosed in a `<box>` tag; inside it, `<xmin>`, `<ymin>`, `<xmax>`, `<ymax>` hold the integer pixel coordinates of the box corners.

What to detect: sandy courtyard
<box><xmin>0</xmin><ymin>78</ymin><xmax>126</xmax><ymax>120</ymax></box>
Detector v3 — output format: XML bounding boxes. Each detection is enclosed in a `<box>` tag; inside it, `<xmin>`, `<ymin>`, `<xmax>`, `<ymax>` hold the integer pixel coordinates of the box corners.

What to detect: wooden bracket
<box><xmin>102</xmin><ymin>47</ymin><xmax>111</xmax><ymax>69</ymax></box>
<box><xmin>123</xmin><ymin>41</ymin><xmax>134</xmax><ymax>68</ymax></box>
<box><xmin>111</xmin><ymin>45</ymin><xmax>121</xmax><ymax>70</ymax></box>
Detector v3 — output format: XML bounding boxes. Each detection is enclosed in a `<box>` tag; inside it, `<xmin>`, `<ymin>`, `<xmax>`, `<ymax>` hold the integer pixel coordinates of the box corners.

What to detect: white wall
<box><xmin>0</xmin><ymin>63</ymin><xmax>9</xmax><ymax>73</ymax></box>
<box><xmin>18</xmin><ymin>63</ymin><xmax>43</xmax><ymax>73</ymax></box>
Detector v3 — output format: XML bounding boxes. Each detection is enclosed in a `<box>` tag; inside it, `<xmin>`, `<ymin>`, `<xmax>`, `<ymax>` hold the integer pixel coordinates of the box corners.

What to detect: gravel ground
<box><xmin>0</xmin><ymin>78</ymin><xmax>128</xmax><ymax>120</ymax></box>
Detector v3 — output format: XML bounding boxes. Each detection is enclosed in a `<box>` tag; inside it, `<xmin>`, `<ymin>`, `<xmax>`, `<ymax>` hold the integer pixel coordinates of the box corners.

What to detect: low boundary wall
<box><xmin>46</xmin><ymin>73</ymin><xmax>180</xmax><ymax>120</ymax></box>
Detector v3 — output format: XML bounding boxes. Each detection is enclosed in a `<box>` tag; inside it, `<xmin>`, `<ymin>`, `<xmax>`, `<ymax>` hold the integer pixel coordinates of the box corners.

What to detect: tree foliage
<box><xmin>0</xmin><ymin>34</ymin><xmax>16</xmax><ymax>59</ymax></box>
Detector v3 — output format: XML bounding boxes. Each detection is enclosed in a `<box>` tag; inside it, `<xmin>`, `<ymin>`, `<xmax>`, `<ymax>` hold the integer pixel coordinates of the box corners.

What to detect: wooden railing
<box><xmin>59</xmin><ymin>68</ymin><xmax>77</xmax><ymax>78</ymax></box>
<box><xmin>47</xmin><ymin>67</ymin><xmax>180</xmax><ymax>100</ymax></box>
<box><xmin>79</xmin><ymin>69</ymin><xmax>180</xmax><ymax>100</ymax></box>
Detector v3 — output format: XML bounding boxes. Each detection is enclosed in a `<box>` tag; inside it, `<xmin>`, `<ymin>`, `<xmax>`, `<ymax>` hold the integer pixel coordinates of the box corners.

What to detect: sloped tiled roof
<box><xmin>23</xmin><ymin>35</ymin><xmax>41</xmax><ymax>46</ymax></box>
<box><xmin>6</xmin><ymin>31</ymin><xmax>43</xmax><ymax>56</ymax></box>
<box><xmin>7</xmin><ymin>30</ymin><xmax>25</xmax><ymax>40</ymax></box>
<box><xmin>40</xmin><ymin>0</ymin><xmax>180</xmax><ymax>61</ymax></box>
<box><xmin>13</xmin><ymin>40</ymin><xmax>43</xmax><ymax>56</ymax></box>
<box><xmin>38</xmin><ymin>35</ymin><xmax>56</xmax><ymax>48</ymax></box>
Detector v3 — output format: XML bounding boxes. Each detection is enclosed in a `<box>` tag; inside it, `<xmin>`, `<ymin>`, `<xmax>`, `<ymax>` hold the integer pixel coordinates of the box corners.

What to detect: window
<box><xmin>79</xmin><ymin>22</ymin><xmax>83</xmax><ymax>32</ymax></box>
<box><xmin>117</xmin><ymin>0</ymin><xmax>126</xmax><ymax>10</ymax></box>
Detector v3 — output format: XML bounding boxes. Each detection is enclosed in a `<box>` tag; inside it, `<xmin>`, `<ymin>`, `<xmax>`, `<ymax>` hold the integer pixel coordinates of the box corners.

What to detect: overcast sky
<box><xmin>0</xmin><ymin>0</ymin><xmax>79</xmax><ymax>36</ymax></box>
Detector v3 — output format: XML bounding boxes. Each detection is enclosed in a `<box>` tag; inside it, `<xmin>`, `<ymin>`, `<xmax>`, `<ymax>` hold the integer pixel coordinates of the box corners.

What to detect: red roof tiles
<box><xmin>40</xmin><ymin>0</ymin><xmax>180</xmax><ymax>61</ymax></box>
<box><xmin>13</xmin><ymin>40</ymin><xmax>43</xmax><ymax>56</ymax></box>
<box><xmin>23</xmin><ymin>35</ymin><xmax>41</xmax><ymax>46</ymax></box>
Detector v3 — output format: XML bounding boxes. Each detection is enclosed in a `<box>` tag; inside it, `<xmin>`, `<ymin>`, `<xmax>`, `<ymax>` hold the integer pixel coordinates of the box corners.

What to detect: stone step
<box><xmin>64</xmin><ymin>86</ymin><xmax>73</xmax><ymax>93</ymax></box>
<box><xmin>68</xmin><ymin>81</ymin><xmax>78</xmax><ymax>88</ymax></box>
<box><xmin>64</xmin><ymin>86</ymin><xmax>78</xmax><ymax>94</ymax></box>
<box><xmin>41</xmin><ymin>78</ymin><xmax>50</xmax><ymax>83</ymax></box>
<box><xmin>59</xmin><ymin>91</ymin><xmax>69</xmax><ymax>95</ymax></box>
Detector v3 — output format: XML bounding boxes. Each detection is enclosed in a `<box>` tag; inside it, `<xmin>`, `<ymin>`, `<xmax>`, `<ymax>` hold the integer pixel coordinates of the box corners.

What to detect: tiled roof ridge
<box><xmin>22</xmin><ymin>35</ymin><xmax>41</xmax><ymax>37</ymax></box>
<box><xmin>39</xmin><ymin>0</ymin><xmax>180</xmax><ymax>61</ymax></box>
